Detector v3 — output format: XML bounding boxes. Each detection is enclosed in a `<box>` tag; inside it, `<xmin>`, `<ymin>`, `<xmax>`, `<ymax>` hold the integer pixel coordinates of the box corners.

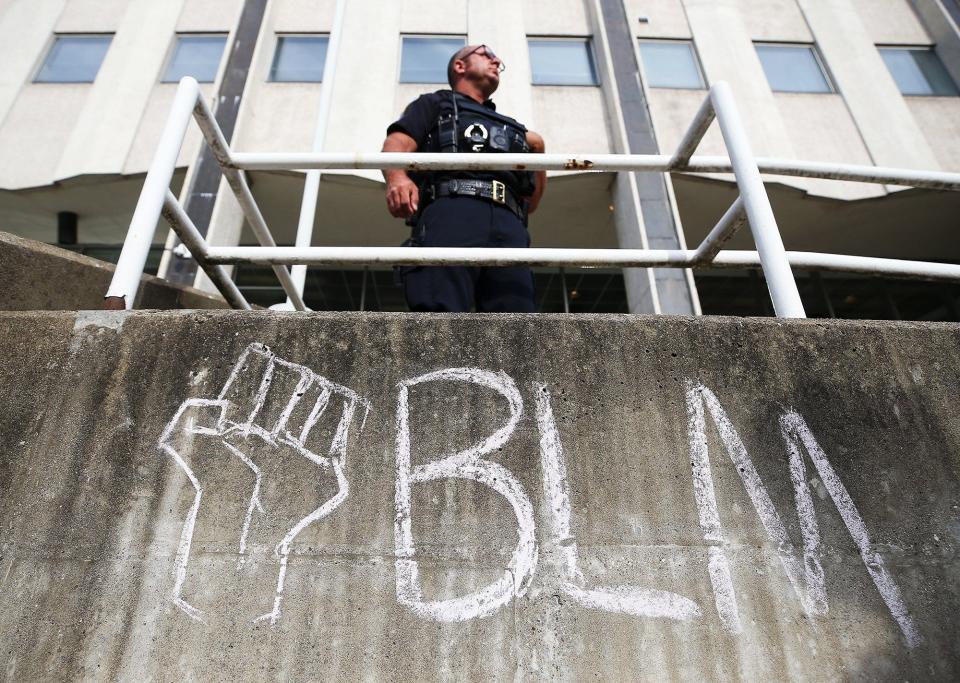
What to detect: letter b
<box><xmin>394</xmin><ymin>368</ymin><xmax>538</xmax><ymax>622</ymax></box>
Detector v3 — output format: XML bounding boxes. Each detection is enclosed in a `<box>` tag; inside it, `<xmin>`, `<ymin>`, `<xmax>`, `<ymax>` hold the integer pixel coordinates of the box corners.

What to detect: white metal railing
<box><xmin>105</xmin><ymin>77</ymin><xmax>960</xmax><ymax>317</ymax></box>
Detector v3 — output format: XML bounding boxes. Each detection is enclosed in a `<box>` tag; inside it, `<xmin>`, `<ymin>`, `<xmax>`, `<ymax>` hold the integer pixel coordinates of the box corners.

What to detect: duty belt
<box><xmin>432</xmin><ymin>179</ymin><xmax>525</xmax><ymax>218</ymax></box>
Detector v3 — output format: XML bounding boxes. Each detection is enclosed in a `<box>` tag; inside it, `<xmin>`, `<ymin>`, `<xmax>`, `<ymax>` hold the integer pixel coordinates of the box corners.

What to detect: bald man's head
<box><xmin>447</xmin><ymin>44</ymin><xmax>475</xmax><ymax>88</ymax></box>
<box><xmin>446</xmin><ymin>44</ymin><xmax>503</xmax><ymax>99</ymax></box>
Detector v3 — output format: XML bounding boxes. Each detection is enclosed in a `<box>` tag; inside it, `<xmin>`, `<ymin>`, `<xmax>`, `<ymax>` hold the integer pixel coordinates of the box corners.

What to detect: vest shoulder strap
<box><xmin>437</xmin><ymin>91</ymin><xmax>528</xmax><ymax>132</ymax></box>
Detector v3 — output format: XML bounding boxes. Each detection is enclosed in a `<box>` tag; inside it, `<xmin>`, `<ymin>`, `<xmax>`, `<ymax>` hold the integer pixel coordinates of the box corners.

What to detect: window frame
<box><xmin>33</xmin><ymin>33</ymin><xmax>114</xmax><ymax>84</ymax></box>
<box><xmin>754</xmin><ymin>41</ymin><xmax>836</xmax><ymax>94</ymax></box>
<box><xmin>527</xmin><ymin>36</ymin><xmax>601</xmax><ymax>87</ymax></box>
<box><xmin>398</xmin><ymin>34</ymin><xmax>467</xmax><ymax>85</ymax></box>
<box><xmin>877</xmin><ymin>44</ymin><xmax>960</xmax><ymax>97</ymax></box>
<box><xmin>161</xmin><ymin>32</ymin><xmax>229</xmax><ymax>84</ymax></box>
<box><xmin>636</xmin><ymin>38</ymin><xmax>707</xmax><ymax>90</ymax></box>
<box><xmin>268</xmin><ymin>33</ymin><xmax>330</xmax><ymax>83</ymax></box>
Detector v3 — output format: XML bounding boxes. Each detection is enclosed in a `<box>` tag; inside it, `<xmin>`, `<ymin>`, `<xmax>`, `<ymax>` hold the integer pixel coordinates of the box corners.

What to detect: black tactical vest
<box><xmin>419</xmin><ymin>91</ymin><xmax>536</xmax><ymax>197</ymax></box>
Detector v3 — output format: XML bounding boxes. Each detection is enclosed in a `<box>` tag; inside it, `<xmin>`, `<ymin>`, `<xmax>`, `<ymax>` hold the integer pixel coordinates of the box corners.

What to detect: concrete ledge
<box><xmin>0</xmin><ymin>312</ymin><xmax>958</xmax><ymax>679</ymax></box>
<box><xmin>0</xmin><ymin>231</ymin><xmax>228</xmax><ymax>310</ymax></box>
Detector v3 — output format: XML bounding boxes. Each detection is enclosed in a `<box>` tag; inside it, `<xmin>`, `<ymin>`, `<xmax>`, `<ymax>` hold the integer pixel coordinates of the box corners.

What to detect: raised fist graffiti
<box><xmin>158</xmin><ymin>343</ymin><xmax>370</xmax><ymax>625</ymax></box>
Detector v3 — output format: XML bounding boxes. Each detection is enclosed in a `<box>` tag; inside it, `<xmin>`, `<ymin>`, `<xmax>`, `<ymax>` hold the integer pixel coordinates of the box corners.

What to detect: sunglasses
<box><xmin>460</xmin><ymin>44</ymin><xmax>506</xmax><ymax>73</ymax></box>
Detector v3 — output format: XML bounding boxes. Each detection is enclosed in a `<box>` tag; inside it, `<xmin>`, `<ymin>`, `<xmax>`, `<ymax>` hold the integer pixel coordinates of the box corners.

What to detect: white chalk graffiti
<box><xmin>779</xmin><ymin>410</ymin><xmax>921</xmax><ymax>648</ymax></box>
<box><xmin>686</xmin><ymin>381</ymin><xmax>920</xmax><ymax>648</ymax></box>
<box><xmin>533</xmin><ymin>383</ymin><xmax>702</xmax><ymax>621</ymax></box>
<box><xmin>394</xmin><ymin>368</ymin><xmax>538</xmax><ymax>622</ymax></box>
<box><xmin>158</xmin><ymin>343</ymin><xmax>370</xmax><ymax>625</ymax></box>
<box><xmin>159</xmin><ymin>354</ymin><xmax>920</xmax><ymax>648</ymax></box>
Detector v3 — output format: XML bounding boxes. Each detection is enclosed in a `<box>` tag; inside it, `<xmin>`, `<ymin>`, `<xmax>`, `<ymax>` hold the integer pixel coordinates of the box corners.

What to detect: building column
<box><xmin>909</xmin><ymin>0</ymin><xmax>960</xmax><ymax>87</ymax></box>
<box><xmin>587</xmin><ymin>0</ymin><xmax>698</xmax><ymax>315</ymax></box>
<box><xmin>161</xmin><ymin>0</ymin><xmax>269</xmax><ymax>286</ymax></box>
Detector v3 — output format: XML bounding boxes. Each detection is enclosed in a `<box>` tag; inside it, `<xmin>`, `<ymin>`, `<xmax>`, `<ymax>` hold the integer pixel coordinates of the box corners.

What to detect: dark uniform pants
<box><xmin>402</xmin><ymin>196</ymin><xmax>536</xmax><ymax>313</ymax></box>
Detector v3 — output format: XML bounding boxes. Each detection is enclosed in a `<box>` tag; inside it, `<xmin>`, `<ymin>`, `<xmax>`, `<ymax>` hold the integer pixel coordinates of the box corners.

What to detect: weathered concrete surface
<box><xmin>0</xmin><ymin>231</ymin><xmax>227</xmax><ymax>310</ymax></box>
<box><xmin>0</xmin><ymin>311</ymin><xmax>958</xmax><ymax>681</ymax></box>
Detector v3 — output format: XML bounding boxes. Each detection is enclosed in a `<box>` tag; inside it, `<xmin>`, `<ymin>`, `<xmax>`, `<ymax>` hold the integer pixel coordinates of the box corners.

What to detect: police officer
<box><xmin>382</xmin><ymin>44</ymin><xmax>547</xmax><ymax>312</ymax></box>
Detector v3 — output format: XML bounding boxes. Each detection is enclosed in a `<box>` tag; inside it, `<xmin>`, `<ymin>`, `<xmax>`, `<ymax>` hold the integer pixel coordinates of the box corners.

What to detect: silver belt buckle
<box><xmin>491</xmin><ymin>180</ymin><xmax>506</xmax><ymax>204</ymax></box>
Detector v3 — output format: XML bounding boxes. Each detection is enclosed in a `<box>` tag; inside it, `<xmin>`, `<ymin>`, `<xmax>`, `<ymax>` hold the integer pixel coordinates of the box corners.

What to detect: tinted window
<box><xmin>529</xmin><ymin>39</ymin><xmax>599</xmax><ymax>86</ymax></box>
<box><xmin>755</xmin><ymin>44</ymin><xmax>833</xmax><ymax>93</ymax></box>
<box><xmin>879</xmin><ymin>47</ymin><xmax>959</xmax><ymax>96</ymax></box>
<box><xmin>270</xmin><ymin>36</ymin><xmax>329</xmax><ymax>82</ymax></box>
<box><xmin>163</xmin><ymin>35</ymin><xmax>228</xmax><ymax>83</ymax></box>
<box><xmin>637</xmin><ymin>41</ymin><xmax>704</xmax><ymax>89</ymax></box>
<box><xmin>400</xmin><ymin>36</ymin><xmax>465</xmax><ymax>83</ymax></box>
<box><xmin>35</xmin><ymin>35</ymin><xmax>112</xmax><ymax>83</ymax></box>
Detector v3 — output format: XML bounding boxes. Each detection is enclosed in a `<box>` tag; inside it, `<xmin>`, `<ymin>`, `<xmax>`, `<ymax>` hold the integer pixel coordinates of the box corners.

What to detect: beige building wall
<box><xmin>627</xmin><ymin>0</ymin><xmax>960</xmax><ymax>202</ymax></box>
<box><xmin>200</xmin><ymin>0</ymin><xmax>614</xmax><ymax>284</ymax></box>
<box><xmin>0</xmin><ymin>0</ymin><xmax>956</xmax><ymax>270</ymax></box>
<box><xmin>0</xmin><ymin>0</ymin><xmax>243</xmax><ymax>191</ymax></box>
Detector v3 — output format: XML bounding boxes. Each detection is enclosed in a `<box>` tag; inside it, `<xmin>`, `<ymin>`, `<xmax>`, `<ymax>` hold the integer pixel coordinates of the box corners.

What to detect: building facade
<box><xmin>0</xmin><ymin>0</ymin><xmax>958</xmax><ymax>318</ymax></box>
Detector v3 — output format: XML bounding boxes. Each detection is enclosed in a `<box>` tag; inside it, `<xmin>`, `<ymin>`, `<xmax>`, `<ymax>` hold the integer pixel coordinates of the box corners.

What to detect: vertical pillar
<box><xmin>588</xmin><ymin>0</ymin><xmax>698</xmax><ymax>314</ymax></box>
<box><xmin>941</xmin><ymin>0</ymin><xmax>960</xmax><ymax>29</ymax></box>
<box><xmin>164</xmin><ymin>0</ymin><xmax>269</xmax><ymax>285</ymax></box>
<box><xmin>57</xmin><ymin>211</ymin><xmax>78</xmax><ymax>245</ymax></box>
<box><xmin>909</xmin><ymin>0</ymin><xmax>960</xmax><ymax>87</ymax></box>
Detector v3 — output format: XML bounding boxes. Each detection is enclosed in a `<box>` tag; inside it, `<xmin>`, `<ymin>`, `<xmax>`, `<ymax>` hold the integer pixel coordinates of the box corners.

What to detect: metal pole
<box><xmin>560</xmin><ymin>268</ymin><xmax>570</xmax><ymax>313</ymax></box>
<box><xmin>221</xmin><ymin>168</ymin><xmax>309</xmax><ymax>310</ymax></box>
<box><xmin>710</xmin><ymin>81</ymin><xmax>806</xmax><ymax>318</ymax></box>
<box><xmin>205</xmin><ymin>245</ymin><xmax>697</xmax><ymax>267</ymax></box>
<box><xmin>105</xmin><ymin>77</ymin><xmax>200</xmax><ymax>309</ymax></box>
<box><xmin>359</xmin><ymin>267</ymin><xmax>367</xmax><ymax>311</ymax></box>
<box><xmin>690</xmin><ymin>197</ymin><xmax>746</xmax><ymax>265</ymax></box>
<box><xmin>192</xmin><ymin>94</ymin><xmax>308</xmax><ymax>311</ymax></box>
<box><xmin>811</xmin><ymin>272</ymin><xmax>836</xmax><ymax>318</ymax></box>
<box><xmin>227</xmin><ymin>151</ymin><xmax>960</xmax><ymax>191</ymax></box>
<box><xmin>161</xmin><ymin>191</ymin><xmax>251</xmax><ymax>310</ymax></box>
<box><xmin>278</xmin><ymin>0</ymin><xmax>348</xmax><ymax>310</ymax></box>
<box><xmin>668</xmin><ymin>94</ymin><xmax>715</xmax><ymax>170</ymax></box>
<box><xmin>199</xmin><ymin>245</ymin><xmax>960</xmax><ymax>283</ymax></box>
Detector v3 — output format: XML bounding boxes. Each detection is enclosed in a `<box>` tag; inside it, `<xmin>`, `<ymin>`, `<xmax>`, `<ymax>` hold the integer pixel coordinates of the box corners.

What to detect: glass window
<box><xmin>163</xmin><ymin>34</ymin><xmax>228</xmax><ymax>83</ymax></box>
<box><xmin>879</xmin><ymin>47</ymin><xmax>959</xmax><ymax>96</ymax></box>
<box><xmin>270</xmin><ymin>35</ymin><xmax>329</xmax><ymax>82</ymax></box>
<box><xmin>400</xmin><ymin>36</ymin><xmax>466</xmax><ymax>83</ymax></box>
<box><xmin>528</xmin><ymin>39</ymin><xmax>599</xmax><ymax>86</ymax></box>
<box><xmin>755</xmin><ymin>44</ymin><xmax>833</xmax><ymax>93</ymax></box>
<box><xmin>637</xmin><ymin>40</ymin><xmax>704</xmax><ymax>89</ymax></box>
<box><xmin>35</xmin><ymin>35</ymin><xmax>112</xmax><ymax>83</ymax></box>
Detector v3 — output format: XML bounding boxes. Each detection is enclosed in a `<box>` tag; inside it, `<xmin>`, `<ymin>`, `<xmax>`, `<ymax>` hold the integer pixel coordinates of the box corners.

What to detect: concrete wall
<box><xmin>0</xmin><ymin>230</ymin><xmax>227</xmax><ymax>310</ymax></box>
<box><xmin>1</xmin><ymin>310</ymin><xmax>959</xmax><ymax>679</ymax></box>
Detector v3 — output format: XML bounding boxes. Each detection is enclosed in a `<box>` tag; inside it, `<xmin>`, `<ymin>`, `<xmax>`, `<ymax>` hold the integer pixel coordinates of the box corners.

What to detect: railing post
<box><xmin>279</xmin><ymin>0</ymin><xmax>348</xmax><ymax>310</ymax></box>
<box><xmin>105</xmin><ymin>77</ymin><xmax>201</xmax><ymax>310</ymax></box>
<box><xmin>690</xmin><ymin>197</ymin><xmax>747</xmax><ymax>265</ymax></box>
<box><xmin>192</xmin><ymin>94</ymin><xmax>308</xmax><ymax>311</ymax></box>
<box><xmin>668</xmin><ymin>93</ymin><xmax>716</xmax><ymax>170</ymax></box>
<box><xmin>710</xmin><ymin>81</ymin><xmax>806</xmax><ymax>318</ymax></box>
<box><xmin>160</xmin><ymin>190</ymin><xmax>252</xmax><ymax>310</ymax></box>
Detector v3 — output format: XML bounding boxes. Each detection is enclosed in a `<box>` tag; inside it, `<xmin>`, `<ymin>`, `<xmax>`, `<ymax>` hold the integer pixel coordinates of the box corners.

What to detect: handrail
<box><xmin>105</xmin><ymin>77</ymin><xmax>960</xmax><ymax>317</ymax></box>
<box><xmin>196</xmin><ymin>247</ymin><xmax>960</xmax><ymax>282</ymax></box>
<box><xmin>224</xmin><ymin>153</ymin><xmax>960</xmax><ymax>191</ymax></box>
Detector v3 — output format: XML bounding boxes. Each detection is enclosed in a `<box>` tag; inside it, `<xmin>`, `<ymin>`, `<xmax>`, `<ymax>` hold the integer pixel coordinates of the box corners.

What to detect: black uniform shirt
<box><xmin>386</xmin><ymin>90</ymin><xmax>497</xmax><ymax>143</ymax></box>
<box><xmin>386</xmin><ymin>90</ymin><xmax>531</xmax><ymax>196</ymax></box>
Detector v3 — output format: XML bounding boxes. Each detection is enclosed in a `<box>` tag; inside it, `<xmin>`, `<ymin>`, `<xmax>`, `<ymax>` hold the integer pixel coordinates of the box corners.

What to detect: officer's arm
<box><xmin>526</xmin><ymin>131</ymin><xmax>547</xmax><ymax>214</ymax></box>
<box><xmin>382</xmin><ymin>131</ymin><xmax>420</xmax><ymax>219</ymax></box>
